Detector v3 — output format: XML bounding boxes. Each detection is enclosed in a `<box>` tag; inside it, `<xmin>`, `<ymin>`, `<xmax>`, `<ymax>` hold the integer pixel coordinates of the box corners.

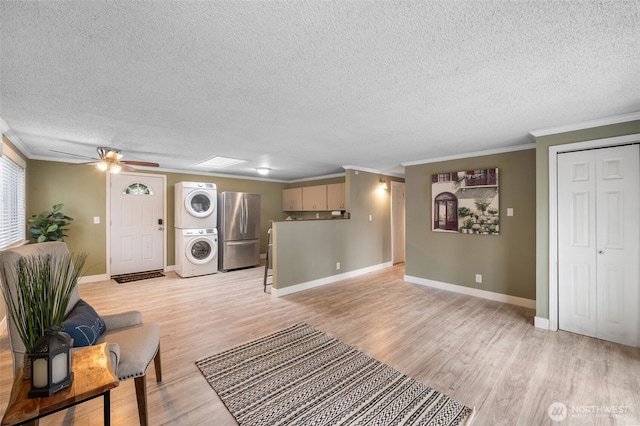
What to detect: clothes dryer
<box><xmin>175</xmin><ymin>228</ymin><xmax>218</xmax><ymax>277</ymax></box>
<box><xmin>175</xmin><ymin>182</ymin><xmax>217</xmax><ymax>228</ymax></box>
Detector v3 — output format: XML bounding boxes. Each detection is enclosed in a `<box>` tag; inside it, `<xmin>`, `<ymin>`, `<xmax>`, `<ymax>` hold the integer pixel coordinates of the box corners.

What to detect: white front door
<box><xmin>558</xmin><ymin>144</ymin><xmax>639</xmax><ymax>347</ymax></box>
<box><xmin>109</xmin><ymin>173</ymin><xmax>165</xmax><ymax>276</ymax></box>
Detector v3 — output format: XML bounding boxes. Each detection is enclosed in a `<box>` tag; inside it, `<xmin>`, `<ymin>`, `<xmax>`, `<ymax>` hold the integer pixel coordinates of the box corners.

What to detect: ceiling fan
<box><xmin>52</xmin><ymin>147</ymin><xmax>160</xmax><ymax>173</ymax></box>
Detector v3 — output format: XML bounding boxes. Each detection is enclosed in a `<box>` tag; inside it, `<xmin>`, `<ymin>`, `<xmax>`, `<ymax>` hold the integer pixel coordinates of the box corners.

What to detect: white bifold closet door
<box><xmin>558</xmin><ymin>144</ymin><xmax>639</xmax><ymax>347</ymax></box>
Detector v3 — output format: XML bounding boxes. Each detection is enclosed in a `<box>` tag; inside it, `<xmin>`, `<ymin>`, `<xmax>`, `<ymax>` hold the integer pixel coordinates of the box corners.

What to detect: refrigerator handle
<box><xmin>240</xmin><ymin>198</ymin><xmax>245</xmax><ymax>234</ymax></box>
<box><xmin>243</xmin><ymin>198</ymin><xmax>248</xmax><ymax>234</ymax></box>
<box><xmin>241</xmin><ymin>198</ymin><xmax>246</xmax><ymax>234</ymax></box>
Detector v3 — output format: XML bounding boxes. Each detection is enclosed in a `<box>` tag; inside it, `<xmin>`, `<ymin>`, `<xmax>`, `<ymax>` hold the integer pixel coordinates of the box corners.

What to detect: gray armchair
<box><xmin>0</xmin><ymin>242</ymin><xmax>161</xmax><ymax>426</ymax></box>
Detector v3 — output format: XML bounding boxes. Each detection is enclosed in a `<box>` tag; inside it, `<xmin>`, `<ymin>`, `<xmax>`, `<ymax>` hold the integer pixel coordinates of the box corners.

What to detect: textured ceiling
<box><xmin>1</xmin><ymin>1</ymin><xmax>639</xmax><ymax>181</ymax></box>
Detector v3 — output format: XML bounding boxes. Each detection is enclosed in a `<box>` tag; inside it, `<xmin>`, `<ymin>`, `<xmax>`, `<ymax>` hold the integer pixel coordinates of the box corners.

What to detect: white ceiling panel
<box><xmin>1</xmin><ymin>1</ymin><xmax>638</xmax><ymax>180</ymax></box>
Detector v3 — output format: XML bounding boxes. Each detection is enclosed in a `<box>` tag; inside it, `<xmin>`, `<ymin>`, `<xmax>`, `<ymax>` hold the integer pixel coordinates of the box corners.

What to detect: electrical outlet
<box><xmin>336</xmin><ymin>262</ymin><xmax>341</xmax><ymax>270</ymax></box>
<box><xmin>475</xmin><ymin>274</ymin><xmax>482</xmax><ymax>283</ymax></box>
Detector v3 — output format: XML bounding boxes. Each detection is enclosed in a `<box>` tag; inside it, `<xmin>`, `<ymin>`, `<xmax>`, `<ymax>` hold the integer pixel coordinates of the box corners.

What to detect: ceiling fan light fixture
<box><xmin>256</xmin><ymin>167</ymin><xmax>270</xmax><ymax>176</ymax></box>
<box><xmin>96</xmin><ymin>160</ymin><xmax>109</xmax><ymax>171</ymax></box>
<box><xmin>109</xmin><ymin>163</ymin><xmax>122</xmax><ymax>174</ymax></box>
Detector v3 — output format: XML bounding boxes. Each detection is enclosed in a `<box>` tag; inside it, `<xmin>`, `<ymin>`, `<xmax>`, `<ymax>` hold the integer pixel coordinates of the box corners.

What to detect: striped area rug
<box><xmin>196</xmin><ymin>322</ymin><xmax>474</xmax><ymax>426</ymax></box>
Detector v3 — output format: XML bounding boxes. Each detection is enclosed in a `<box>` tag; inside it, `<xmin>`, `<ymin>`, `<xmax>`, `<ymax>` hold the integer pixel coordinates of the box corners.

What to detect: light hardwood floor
<box><xmin>1</xmin><ymin>264</ymin><xmax>639</xmax><ymax>425</ymax></box>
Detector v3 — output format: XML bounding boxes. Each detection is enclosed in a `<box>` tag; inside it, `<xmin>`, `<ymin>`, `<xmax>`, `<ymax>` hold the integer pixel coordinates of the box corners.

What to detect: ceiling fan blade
<box><xmin>121</xmin><ymin>160</ymin><xmax>160</xmax><ymax>167</ymax></box>
<box><xmin>50</xmin><ymin>149</ymin><xmax>98</xmax><ymax>161</ymax></box>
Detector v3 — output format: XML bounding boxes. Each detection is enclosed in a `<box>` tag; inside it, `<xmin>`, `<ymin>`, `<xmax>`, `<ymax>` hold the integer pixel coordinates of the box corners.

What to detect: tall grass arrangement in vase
<box><xmin>0</xmin><ymin>252</ymin><xmax>87</xmax><ymax>376</ymax></box>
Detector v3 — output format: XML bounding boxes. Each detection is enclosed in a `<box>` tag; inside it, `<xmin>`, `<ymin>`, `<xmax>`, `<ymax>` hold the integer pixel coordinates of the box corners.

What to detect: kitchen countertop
<box><xmin>271</xmin><ymin>217</ymin><xmax>349</xmax><ymax>222</ymax></box>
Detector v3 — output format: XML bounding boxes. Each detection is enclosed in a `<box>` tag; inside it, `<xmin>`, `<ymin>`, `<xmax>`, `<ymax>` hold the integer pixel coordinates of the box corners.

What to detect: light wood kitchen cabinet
<box><xmin>302</xmin><ymin>185</ymin><xmax>327</xmax><ymax>211</ymax></box>
<box><xmin>327</xmin><ymin>182</ymin><xmax>345</xmax><ymax>210</ymax></box>
<box><xmin>282</xmin><ymin>187</ymin><xmax>302</xmax><ymax>211</ymax></box>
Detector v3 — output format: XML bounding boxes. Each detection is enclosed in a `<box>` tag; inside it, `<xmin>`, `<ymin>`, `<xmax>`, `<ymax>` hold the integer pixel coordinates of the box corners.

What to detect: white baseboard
<box><xmin>404</xmin><ymin>275</ymin><xmax>536</xmax><ymax>309</ymax></box>
<box><xmin>0</xmin><ymin>316</ymin><xmax>5</xmax><ymax>336</ymax></box>
<box><xmin>534</xmin><ymin>316</ymin><xmax>550</xmax><ymax>330</ymax></box>
<box><xmin>78</xmin><ymin>274</ymin><xmax>109</xmax><ymax>285</ymax></box>
<box><xmin>79</xmin><ymin>266</ymin><xmax>176</xmax><ymax>285</ymax></box>
<box><xmin>272</xmin><ymin>262</ymin><xmax>393</xmax><ymax>297</ymax></box>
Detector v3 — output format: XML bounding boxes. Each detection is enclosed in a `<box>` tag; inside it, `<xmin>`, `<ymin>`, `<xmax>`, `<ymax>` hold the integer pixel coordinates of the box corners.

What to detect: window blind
<box><xmin>0</xmin><ymin>145</ymin><xmax>26</xmax><ymax>249</ymax></box>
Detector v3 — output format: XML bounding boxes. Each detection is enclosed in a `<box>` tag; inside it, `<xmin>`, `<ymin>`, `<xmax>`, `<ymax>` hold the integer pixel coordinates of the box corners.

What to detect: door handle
<box><xmin>598</xmin><ymin>250</ymin><xmax>604</xmax><ymax>254</ymax></box>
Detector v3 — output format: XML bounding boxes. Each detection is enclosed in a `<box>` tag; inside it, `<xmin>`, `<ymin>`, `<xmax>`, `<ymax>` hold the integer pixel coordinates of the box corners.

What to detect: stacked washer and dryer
<box><xmin>174</xmin><ymin>182</ymin><xmax>219</xmax><ymax>277</ymax></box>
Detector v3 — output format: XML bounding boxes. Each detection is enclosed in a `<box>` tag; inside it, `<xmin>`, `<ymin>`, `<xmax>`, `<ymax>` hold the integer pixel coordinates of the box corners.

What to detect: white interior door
<box><xmin>558</xmin><ymin>144</ymin><xmax>639</xmax><ymax>347</ymax></box>
<box><xmin>110</xmin><ymin>173</ymin><xmax>165</xmax><ymax>276</ymax></box>
<box><xmin>391</xmin><ymin>181</ymin><xmax>405</xmax><ymax>264</ymax></box>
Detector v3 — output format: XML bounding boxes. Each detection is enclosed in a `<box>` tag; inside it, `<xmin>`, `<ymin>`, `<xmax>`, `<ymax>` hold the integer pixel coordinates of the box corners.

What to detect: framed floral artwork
<box><xmin>431</xmin><ymin>168</ymin><xmax>499</xmax><ymax>235</ymax></box>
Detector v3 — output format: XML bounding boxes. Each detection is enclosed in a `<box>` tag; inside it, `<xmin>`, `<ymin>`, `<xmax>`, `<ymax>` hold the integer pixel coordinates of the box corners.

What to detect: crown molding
<box><xmin>288</xmin><ymin>172</ymin><xmax>346</xmax><ymax>183</ymax></box>
<box><xmin>342</xmin><ymin>165</ymin><xmax>405</xmax><ymax>178</ymax></box>
<box><xmin>530</xmin><ymin>111</ymin><xmax>640</xmax><ymax>137</ymax></box>
<box><xmin>402</xmin><ymin>143</ymin><xmax>536</xmax><ymax>167</ymax></box>
<box><xmin>0</xmin><ymin>116</ymin><xmax>32</xmax><ymax>157</ymax></box>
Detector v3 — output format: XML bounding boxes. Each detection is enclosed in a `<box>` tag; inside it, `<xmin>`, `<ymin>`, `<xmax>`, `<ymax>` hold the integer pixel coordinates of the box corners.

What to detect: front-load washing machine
<box><xmin>175</xmin><ymin>228</ymin><xmax>218</xmax><ymax>277</ymax></box>
<box><xmin>175</xmin><ymin>182</ymin><xmax>217</xmax><ymax>228</ymax></box>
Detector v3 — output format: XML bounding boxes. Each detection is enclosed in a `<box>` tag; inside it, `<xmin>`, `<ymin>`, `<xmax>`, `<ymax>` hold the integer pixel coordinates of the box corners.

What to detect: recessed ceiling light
<box><xmin>196</xmin><ymin>156</ymin><xmax>246</xmax><ymax>168</ymax></box>
<box><xmin>256</xmin><ymin>167</ymin><xmax>270</xmax><ymax>175</ymax></box>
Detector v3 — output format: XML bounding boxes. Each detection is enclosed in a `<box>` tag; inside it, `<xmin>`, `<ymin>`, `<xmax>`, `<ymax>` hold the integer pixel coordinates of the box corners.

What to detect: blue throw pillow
<box><xmin>62</xmin><ymin>299</ymin><xmax>106</xmax><ymax>347</ymax></box>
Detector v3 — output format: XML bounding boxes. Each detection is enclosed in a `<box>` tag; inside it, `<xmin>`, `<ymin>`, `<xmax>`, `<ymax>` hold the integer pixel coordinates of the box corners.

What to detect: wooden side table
<box><xmin>2</xmin><ymin>342</ymin><xmax>119</xmax><ymax>426</ymax></box>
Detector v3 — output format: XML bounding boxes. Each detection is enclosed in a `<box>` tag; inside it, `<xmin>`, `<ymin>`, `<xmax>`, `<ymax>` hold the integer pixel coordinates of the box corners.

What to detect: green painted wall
<box><xmin>534</xmin><ymin>120</ymin><xmax>640</xmax><ymax>319</ymax></box>
<box><xmin>405</xmin><ymin>149</ymin><xmax>536</xmax><ymax>300</ymax></box>
<box><xmin>345</xmin><ymin>169</ymin><xmax>400</xmax><ymax>269</ymax></box>
<box><xmin>27</xmin><ymin>160</ymin><xmax>108</xmax><ymax>276</ymax></box>
<box><xmin>272</xmin><ymin>169</ymin><xmax>400</xmax><ymax>289</ymax></box>
<box><xmin>26</xmin><ymin>160</ymin><xmax>289</xmax><ymax>275</ymax></box>
<box><xmin>273</xmin><ymin>219</ymin><xmax>350</xmax><ymax>287</ymax></box>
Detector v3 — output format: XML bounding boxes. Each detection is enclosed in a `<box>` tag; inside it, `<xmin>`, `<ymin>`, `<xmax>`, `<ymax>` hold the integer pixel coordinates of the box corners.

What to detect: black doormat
<box><xmin>113</xmin><ymin>270</ymin><xmax>165</xmax><ymax>284</ymax></box>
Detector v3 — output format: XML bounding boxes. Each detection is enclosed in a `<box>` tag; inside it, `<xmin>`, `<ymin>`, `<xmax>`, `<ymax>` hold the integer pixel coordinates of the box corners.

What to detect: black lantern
<box><xmin>28</xmin><ymin>326</ymin><xmax>74</xmax><ymax>398</ymax></box>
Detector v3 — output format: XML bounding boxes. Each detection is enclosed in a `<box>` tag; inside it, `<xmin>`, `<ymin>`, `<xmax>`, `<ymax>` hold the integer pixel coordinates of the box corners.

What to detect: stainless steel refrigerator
<box><xmin>218</xmin><ymin>192</ymin><xmax>261</xmax><ymax>271</ymax></box>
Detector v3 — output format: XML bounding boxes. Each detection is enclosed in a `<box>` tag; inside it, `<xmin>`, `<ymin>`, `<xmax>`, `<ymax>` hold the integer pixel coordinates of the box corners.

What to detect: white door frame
<box><xmin>390</xmin><ymin>181</ymin><xmax>405</xmax><ymax>264</ymax></box>
<box><xmin>548</xmin><ymin>133</ymin><xmax>640</xmax><ymax>331</ymax></box>
<box><xmin>106</xmin><ymin>172</ymin><xmax>168</xmax><ymax>277</ymax></box>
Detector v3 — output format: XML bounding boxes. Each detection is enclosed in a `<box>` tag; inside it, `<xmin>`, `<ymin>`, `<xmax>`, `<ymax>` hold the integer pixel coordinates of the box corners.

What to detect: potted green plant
<box><xmin>0</xmin><ymin>252</ymin><xmax>87</xmax><ymax>376</ymax></box>
<box><xmin>463</xmin><ymin>219</ymin><xmax>474</xmax><ymax>233</ymax></box>
<box><xmin>474</xmin><ymin>198</ymin><xmax>492</xmax><ymax>215</ymax></box>
<box><xmin>458</xmin><ymin>206</ymin><xmax>471</xmax><ymax>218</ymax></box>
<box><xmin>27</xmin><ymin>204</ymin><xmax>74</xmax><ymax>243</ymax></box>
